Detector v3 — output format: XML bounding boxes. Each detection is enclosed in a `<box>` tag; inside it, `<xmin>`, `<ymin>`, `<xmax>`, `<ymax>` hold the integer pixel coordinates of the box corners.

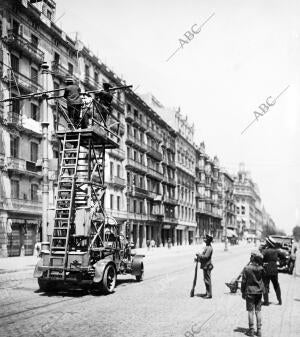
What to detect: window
<box><xmin>110</xmin><ymin>162</ymin><xmax>114</xmax><ymax>179</ymax></box>
<box><xmin>30</xmin><ymin>142</ymin><xmax>38</xmax><ymax>162</ymax></box>
<box><xmin>31</xmin><ymin>184</ymin><xmax>38</xmax><ymax>201</ymax></box>
<box><xmin>236</xmin><ymin>207</ymin><xmax>240</xmax><ymax>214</ymax></box>
<box><xmin>31</xmin><ymin>103</ymin><xmax>39</xmax><ymax>121</ymax></box>
<box><xmin>117</xmin><ymin>164</ymin><xmax>121</xmax><ymax>177</ymax></box>
<box><xmin>139</xmin><ymin>177</ymin><xmax>143</xmax><ymax>188</ymax></box>
<box><xmin>127</xmin><ymin>146</ymin><xmax>130</xmax><ymax>159</ymax></box>
<box><xmin>85</xmin><ymin>65</ymin><xmax>90</xmax><ymax>77</ymax></box>
<box><xmin>31</xmin><ymin>34</ymin><xmax>38</xmax><ymax>48</ymax></box>
<box><xmin>54</xmin><ymin>52</ymin><xmax>60</xmax><ymax>63</ymax></box>
<box><xmin>117</xmin><ymin>196</ymin><xmax>120</xmax><ymax>210</ymax></box>
<box><xmin>127</xmin><ymin>104</ymin><xmax>131</xmax><ymax>112</ymax></box>
<box><xmin>11</xmin><ymin>54</ymin><xmax>19</xmax><ymax>72</ymax></box>
<box><xmin>11</xmin><ymin>180</ymin><xmax>19</xmax><ymax>199</ymax></box>
<box><xmin>140</xmin><ymin>201</ymin><xmax>143</xmax><ymax>214</ymax></box>
<box><xmin>47</xmin><ymin>10</ymin><xmax>52</xmax><ymax>20</ymax></box>
<box><xmin>10</xmin><ymin>136</ymin><xmax>19</xmax><ymax>158</ymax></box>
<box><xmin>241</xmin><ymin>206</ymin><xmax>245</xmax><ymax>215</ymax></box>
<box><xmin>110</xmin><ymin>194</ymin><xmax>114</xmax><ymax>209</ymax></box>
<box><xmin>94</xmin><ymin>72</ymin><xmax>99</xmax><ymax>83</ymax></box>
<box><xmin>127</xmin><ymin>172</ymin><xmax>130</xmax><ymax>184</ymax></box>
<box><xmin>68</xmin><ymin>63</ymin><xmax>73</xmax><ymax>75</ymax></box>
<box><xmin>31</xmin><ymin>67</ymin><xmax>38</xmax><ymax>84</ymax></box>
<box><xmin>133</xmin><ymin>200</ymin><xmax>137</xmax><ymax>213</ymax></box>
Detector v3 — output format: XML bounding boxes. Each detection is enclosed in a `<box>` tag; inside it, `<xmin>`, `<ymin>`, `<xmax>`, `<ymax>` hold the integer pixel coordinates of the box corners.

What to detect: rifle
<box><xmin>190</xmin><ymin>258</ymin><xmax>199</xmax><ymax>297</ymax></box>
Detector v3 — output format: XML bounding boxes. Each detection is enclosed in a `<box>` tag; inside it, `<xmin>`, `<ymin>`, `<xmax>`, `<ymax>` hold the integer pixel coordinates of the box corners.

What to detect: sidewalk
<box><xmin>0</xmin><ymin>241</ymin><xmax>249</xmax><ymax>274</ymax></box>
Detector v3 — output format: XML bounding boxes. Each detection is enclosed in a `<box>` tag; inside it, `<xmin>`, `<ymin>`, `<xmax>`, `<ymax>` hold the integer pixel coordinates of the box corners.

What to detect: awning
<box><xmin>225</xmin><ymin>229</ymin><xmax>237</xmax><ymax>238</ymax></box>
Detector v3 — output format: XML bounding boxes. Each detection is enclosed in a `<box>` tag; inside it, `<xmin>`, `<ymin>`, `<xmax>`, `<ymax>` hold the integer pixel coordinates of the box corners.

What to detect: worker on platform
<box><xmin>95</xmin><ymin>82</ymin><xmax>113</xmax><ymax>124</ymax></box>
<box><xmin>64</xmin><ymin>77</ymin><xmax>85</xmax><ymax>129</ymax></box>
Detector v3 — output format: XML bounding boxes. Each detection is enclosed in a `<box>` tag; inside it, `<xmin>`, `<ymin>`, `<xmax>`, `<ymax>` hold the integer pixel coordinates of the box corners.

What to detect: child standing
<box><xmin>241</xmin><ymin>250</ymin><xmax>265</xmax><ymax>337</ymax></box>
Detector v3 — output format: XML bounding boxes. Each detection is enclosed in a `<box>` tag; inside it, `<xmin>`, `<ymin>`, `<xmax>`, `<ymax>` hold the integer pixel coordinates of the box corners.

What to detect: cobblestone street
<box><xmin>1</xmin><ymin>243</ymin><xmax>299</xmax><ymax>337</ymax></box>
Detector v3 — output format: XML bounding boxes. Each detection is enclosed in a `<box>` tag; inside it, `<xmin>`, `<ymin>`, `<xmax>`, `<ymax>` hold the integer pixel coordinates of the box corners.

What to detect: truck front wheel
<box><xmin>101</xmin><ymin>264</ymin><xmax>116</xmax><ymax>294</ymax></box>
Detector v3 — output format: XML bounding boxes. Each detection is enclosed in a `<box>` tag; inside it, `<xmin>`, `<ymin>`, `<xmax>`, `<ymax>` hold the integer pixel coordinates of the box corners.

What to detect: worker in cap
<box><xmin>95</xmin><ymin>82</ymin><xmax>113</xmax><ymax>124</ymax></box>
<box><xmin>261</xmin><ymin>236</ymin><xmax>283</xmax><ymax>306</ymax></box>
<box><xmin>241</xmin><ymin>250</ymin><xmax>265</xmax><ymax>337</ymax></box>
<box><xmin>64</xmin><ymin>76</ymin><xmax>85</xmax><ymax>129</ymax></box>
<box><xmin>196</xmin><ymin>234</ymin><xmax>214</xmax><ymax>298</ymax></box>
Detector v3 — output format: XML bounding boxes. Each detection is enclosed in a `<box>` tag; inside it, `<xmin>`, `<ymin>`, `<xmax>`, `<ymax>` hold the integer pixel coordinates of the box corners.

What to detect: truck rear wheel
<box><xmin>288</xmin><ymin>261</ymin><xmax>295</xmax><ymax>274</ymax></box>
<box><xmin>101</xmin><ymin>264</ymin><xmax>116</xmax><ymax>294</ymax></box>
<box><xmin>38</xmin><ymin>278</ymin><xmax>55</xmax><ymax>292</ymax></box>
<box><xmin>135</xmin><ymin>262</ymin><xmax>144</xmax><ymax>282</ymax></box>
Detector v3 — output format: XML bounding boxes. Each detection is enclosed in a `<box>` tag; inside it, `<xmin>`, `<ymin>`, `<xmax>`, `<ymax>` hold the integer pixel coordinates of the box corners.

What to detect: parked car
<box><xmin>270</xmin><ymin>235</ymin><xmax>295</xmax><ymax>274</ymax></box>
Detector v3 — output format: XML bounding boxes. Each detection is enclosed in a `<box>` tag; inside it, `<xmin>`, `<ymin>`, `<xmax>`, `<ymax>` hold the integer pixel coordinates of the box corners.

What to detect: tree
<box><xmin>292</xmin><ymin>226</ymin><xmax>300</xmax><ymax>242</ymax></box>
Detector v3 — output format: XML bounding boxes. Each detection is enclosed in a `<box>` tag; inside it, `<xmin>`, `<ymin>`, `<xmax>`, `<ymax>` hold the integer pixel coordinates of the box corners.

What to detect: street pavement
<box><xmin>0</xmin><ymin>242</ymin><xmax>299</xmax><ymax>337</ymax></box>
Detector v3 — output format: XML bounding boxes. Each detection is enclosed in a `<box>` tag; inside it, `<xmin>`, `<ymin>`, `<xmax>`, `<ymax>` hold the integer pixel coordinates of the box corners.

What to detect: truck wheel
<box><xmin>101</xmin><ymin>264</ymin><xmax>116</xmax><ymax>294</ymax></box>
<box><xmin>288</xmin><ymin>261</ymin><xmax>295</xmax><ymax>274</ymax></box>
<box><xmin>38</xmin><ymin>278</ymin><xmax>55</xmax><ymax>292</ymax></box>
<box><xmin>135</xmin><ymin>262</ymin><xmax>144</xmax><ymax>282</ymax></box>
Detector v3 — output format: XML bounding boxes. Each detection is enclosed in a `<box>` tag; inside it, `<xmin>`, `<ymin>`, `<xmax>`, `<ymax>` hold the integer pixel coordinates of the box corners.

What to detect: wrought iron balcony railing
<box><xmin>5</xmin><ymin>30</ymin><xmax>44</xmax><ymax>64</ymax></box>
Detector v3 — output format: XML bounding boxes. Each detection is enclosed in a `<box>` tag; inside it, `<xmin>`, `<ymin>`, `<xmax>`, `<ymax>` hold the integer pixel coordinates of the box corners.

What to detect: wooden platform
<box><xmin>56</xmin><ymin>125</ymin><xmax>120</xmax><ymax>149</ymax></box>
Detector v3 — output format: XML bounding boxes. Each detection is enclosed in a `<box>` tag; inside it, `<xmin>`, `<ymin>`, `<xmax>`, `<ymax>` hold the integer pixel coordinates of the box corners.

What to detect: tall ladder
<box><xmin>47</xmin><ymin>132</ymin><xmax>82</xmax><ymax>278</ymax></box>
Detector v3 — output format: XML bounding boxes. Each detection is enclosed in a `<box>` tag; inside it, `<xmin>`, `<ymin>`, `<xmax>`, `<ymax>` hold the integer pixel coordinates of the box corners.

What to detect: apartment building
<box><xmin>0</xmin><ymin>0</ymin><xmax>127</xmax><ymax>256</ymax></box>
<box><xmin>142</xmin><ymin>94</ymin><xmax>197</xmax><ymax>245</ymax></box>
<box><xmin>220</xmin><ymin>171</ymin><xmax>236</xmax><ymax>239</ymax></box>
<box><xmin>234</xmin><ymin>163</ymin><xmax>262</xmax><ymax>239</ymax></box>
<box><xmin>194</xmin><ymin>142</ymin><xmax>223</xmax><ymax>241</ymax></box>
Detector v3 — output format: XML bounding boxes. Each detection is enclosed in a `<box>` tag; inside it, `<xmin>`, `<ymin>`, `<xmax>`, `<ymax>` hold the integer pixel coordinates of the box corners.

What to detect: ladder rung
<box><xmin>51</xmin><ymin>247</ymin><xmax>66</xmax><ymax>251</ymax></box>
<box><xmin>53</xmin><ymin>237</ymin><xmax>67</xmax><ymax>240</ymax></box>
<box><xmin>58</xmin><ymin>189</ymin><xmax>72</xmax><ymax>192</ymax></box>
<box><xmin>55</xmin><ymin>217</ymin><xmax>70</xmax><ymax>220</ymax></box>
<box><xmin>57</xmin><ymin>198</ymin><xmax>71</xmax><ymax>201</ymax></box>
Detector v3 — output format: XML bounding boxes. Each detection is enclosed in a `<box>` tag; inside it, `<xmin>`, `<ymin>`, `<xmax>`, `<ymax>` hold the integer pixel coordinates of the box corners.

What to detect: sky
<box><xmin>55</xmin><ymin>0</ymin><xmax>300</xmax><ymax>234</ymax></box>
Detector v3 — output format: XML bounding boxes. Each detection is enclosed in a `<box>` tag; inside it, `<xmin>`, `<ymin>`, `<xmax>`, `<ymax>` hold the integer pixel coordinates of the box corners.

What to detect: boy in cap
<box><xmin>241</xmin><ymin>250</ymin><xmax>265</xmax><ymax>337</ymax></box>
<box><xmin>196</xmin><ymin>234</ymin><xmax>213</xmax><ymax>298</ymax></box>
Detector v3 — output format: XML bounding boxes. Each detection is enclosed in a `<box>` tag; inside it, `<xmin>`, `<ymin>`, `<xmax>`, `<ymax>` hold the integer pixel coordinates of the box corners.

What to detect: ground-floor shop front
<box><xmin>0</xmin><ymin>211</ymin><xmax>41</xmax><ymax>257</ymax></box>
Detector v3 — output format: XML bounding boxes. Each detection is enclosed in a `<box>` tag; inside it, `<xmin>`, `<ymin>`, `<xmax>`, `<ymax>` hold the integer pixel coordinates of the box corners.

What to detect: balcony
<box><xmin>51</xmin><ymin>61</ymin><xmax>73</xmax><ymax>82</ymax></box>
<box><xmin>83</xmin><ymin>73</ymin><xmax>100</xmax><ymax>90</ymax></box>
<box><xmin>125</xmin><ymin>110</ymin><xmax>134</xmax><ymax>122</ymax></box>
<box><xmin>6</xmin><ymin>157</ymin><xmax>42</xmax><ymax>177</ymax></box>
<box><xmin>147</xmin><ymin>146</ymin><xmax>163</xmax><ymax>161</ymax></box>
<box><xmin>125</xmin><ymin>158</ymin><xmax>147</xmax><ymax>174</ymax></box>
<box><xmin>5</xmin><ymin>30</ymin><xmax>44</xmax><ymax>65</ymax></box>
<box><xmin>126</xmin><ymin>134</ymin><xmax>147</xmax><ymax>152</ymax></box>
<box><xmin>132</xmin><ymin>116</ymin><xmax>148</xmax><ymax>130</ymax></box>
<box><xmin>129</xmin><ymin>185</ymin><xmax>149</xmax><ymax>198</ymax></box>
<box><xmin>146</xmin><ymin>167</ymin><xmax>163</xmax><ymax>181</ymax></box>
<box><xmin>166</xmin><ymin>157</ymin><xmax>176</xmax><ymax>169</ymax></box>
<box><xmin>107</xmin><ymin>148</ymin><xmax>125</xmax><ymax>161</ymax></box>
<box><xmin>145</xmin><ymin>127</ymin><xmax>163</xmax><ymax>143</ymax></box>
<box><xmin>108</xmin><ymin>176</ymin><xmax>126</xmax><ymax>189</ymax></box>
<box><xmin>0</xmin><ymin>153</ymin><xmax>4</xmax><ymax>168</ymax></box>
<box><xmin>195</xmin><ymin>191</ymin><xmax>206</xmax><ymax>200</ymax></box>
<box><xmin>6</xmin><ymin>112</ymin><xmax>22</xmax><ymax>127</ymax></box>
<box><xmin>6</xmin><ymin>71</ymin><xmax>42</xmax><ymax>94</ymax></box>
<box><xmin>4</xmin><ymin>198</ymin><xmax>42</xmax><ymax>213</ymax></box>
<box><xmin>148</xmin><ymin>191</ymin><xmax>162</xmax><ymax>200</ymax></box>
<box><xmin>164</xmin><ymin>216</ymin><xmax>178</xmax><ymax>224</ymax></box>
<box><xmin>163</xmin><ymin>196</ymin><xmax>178</xmax><ymax>205</ymax></box>
<box><xmin>166</xmin><ymin>140</ymin><xmax>176</xmax><ymax>153</ymax></box>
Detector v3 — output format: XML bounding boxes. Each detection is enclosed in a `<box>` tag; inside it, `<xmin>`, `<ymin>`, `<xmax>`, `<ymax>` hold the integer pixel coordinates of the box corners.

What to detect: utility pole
<box><xmin>41</xmin><ymin>62</ymin><xmax>49</xmax><ymax>242</ymax></box>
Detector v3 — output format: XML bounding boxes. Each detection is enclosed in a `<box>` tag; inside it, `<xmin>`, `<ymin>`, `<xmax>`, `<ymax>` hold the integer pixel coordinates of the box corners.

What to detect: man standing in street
<box><xmin>197</xmin><ymin>234</ymin><xmax>213</xmax><ymax>299</ymax></box>
<box><xmin>262</xmin><ymin>236</ymin><xmax>282</xmax><ymax>305</ymax></box>
<box><xmin>64</xmin><ymin>77</ymin><xmax>84</xmax><ymax>128</ymax></box>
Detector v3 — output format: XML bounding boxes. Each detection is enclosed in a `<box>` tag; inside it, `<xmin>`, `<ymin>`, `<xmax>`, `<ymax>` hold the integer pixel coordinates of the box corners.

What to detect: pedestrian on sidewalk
<box><xmin>151</xmin><ymin>239</ymin><xmax>155</xmax><ymax>250</ymax></box>
<box><xmin>146</xmin><ymin>239</ymin><xmax>151</xmax><ymax>251</ymax></box>
<box><xmin>196</xmin><ymin>234</ymin><xmax>213</xmax><ymax>299</ymax></box>
<box><xmin>241</xmin><ymin>250</ymin><xmax>264</xmax><ymax>337</ymax></box>
<box><xmin>167</xmin><ymin>237</ymin><xmax>172</xmax><ymax>249</ymax></box>
<box><xmin>261</xmin><ymin>236</ymin><xmax>283</xmax><ymax>305</ymax></box>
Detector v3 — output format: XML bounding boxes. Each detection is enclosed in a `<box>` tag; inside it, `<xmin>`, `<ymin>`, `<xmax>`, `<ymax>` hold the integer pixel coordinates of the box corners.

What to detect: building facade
<box><xmin>234</xmin><ymin>163</ymin><xmax>263</xmax><ymax>239</ymax></box>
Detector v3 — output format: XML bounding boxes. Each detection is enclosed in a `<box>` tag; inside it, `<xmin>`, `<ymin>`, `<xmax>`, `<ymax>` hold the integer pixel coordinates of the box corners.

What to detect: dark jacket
<box><xmin>64</xmin><ymin>84</ymin><xmax>83</xmax><ymax>105</ymax></box>
<box><xmin>263</xmin><ymin>248</ymin><xmax>280</xmax><ymax>275</ymax></box>
<box><xmin>241</xmin><ymin>263</ymin><xmax>265</xmax><ymax>295</ymax></box>
<box><xmin>198</xmin><ymin>245</ymin><xmax>213</xmax><ymax>269</ymax></box>
<box><xmin>96</xmin><ymin>90</ymin><xmax>113</xmax><ymax>109</ymax></box>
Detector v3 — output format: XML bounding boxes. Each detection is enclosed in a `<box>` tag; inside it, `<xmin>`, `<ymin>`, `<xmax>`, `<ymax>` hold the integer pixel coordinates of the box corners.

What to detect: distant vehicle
<box><xmin>270</xmin><ymin>235</ymin><xmax>295</xmax><ymax>274</ymax></box>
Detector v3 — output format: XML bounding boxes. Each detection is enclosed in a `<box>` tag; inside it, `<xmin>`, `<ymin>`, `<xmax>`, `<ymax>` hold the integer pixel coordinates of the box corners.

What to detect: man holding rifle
<box><xmin>196</xmin><ymin>234</ymin><xmax>214</xmax><ymax>299</ymax></box>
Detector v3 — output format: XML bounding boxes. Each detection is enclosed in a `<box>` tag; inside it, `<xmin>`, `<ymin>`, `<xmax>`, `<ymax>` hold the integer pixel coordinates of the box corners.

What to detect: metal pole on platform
<box><xmin>41</xmin><ymin>62</ymin><xmax>50</xmax><ymax>242</ymax></box>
